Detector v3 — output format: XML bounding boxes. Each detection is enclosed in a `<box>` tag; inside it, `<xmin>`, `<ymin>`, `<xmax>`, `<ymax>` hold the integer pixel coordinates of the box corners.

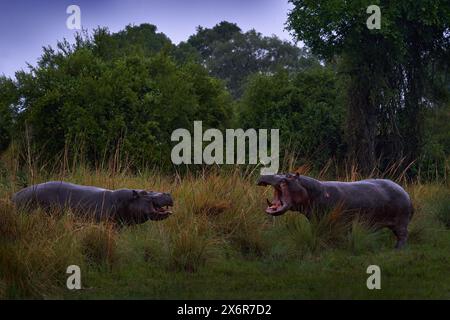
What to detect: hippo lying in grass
<box><xmin>12</xmin><ymin>181</ymin><xmax>173</xmax><ymax>225</ymax></box>
<box><xmin>257</xmin><ymin>173</ymin><xmax>414</xmax><ymax>249</ymax></box>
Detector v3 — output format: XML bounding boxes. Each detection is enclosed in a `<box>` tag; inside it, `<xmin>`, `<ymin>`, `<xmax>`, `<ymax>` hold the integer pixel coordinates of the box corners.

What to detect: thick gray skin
<box><xmin>258</xmin><ymin>174</ymin><xmax>414</xmax><ymax>249</ymax></box>
<box><xmin>12</xmin><ymin>181</ymin><xmax>173</xmax><ymax>225</ymax></box>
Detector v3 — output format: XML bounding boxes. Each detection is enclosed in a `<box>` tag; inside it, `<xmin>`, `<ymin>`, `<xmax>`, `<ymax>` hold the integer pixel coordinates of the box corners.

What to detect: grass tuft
<box><xmin>77</xmin><ymin>224</ymin><xmax>118</xmax><ymax>267</ymax></box>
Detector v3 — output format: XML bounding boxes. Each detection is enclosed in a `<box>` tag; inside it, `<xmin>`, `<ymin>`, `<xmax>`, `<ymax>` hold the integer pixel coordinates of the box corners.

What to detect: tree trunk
<box><xmin>402</xmin><ymin>65</ymin><xmax>423</xmax><ymax>167</ymax></box>
<box><xmin>346</xmin><ymin>75</ymin><xmax>377</xmax><ymax>175</ymax></box>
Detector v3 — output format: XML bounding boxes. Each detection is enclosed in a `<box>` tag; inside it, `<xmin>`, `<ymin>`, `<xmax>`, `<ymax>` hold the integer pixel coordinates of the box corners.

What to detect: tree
<box><xmin>11</xmin><ymin>27</ymin><xmax>233</xmax><ymax>167</ymax></box>
<box><xmin>420</xmin><ymin>102</ymin><xmax>450</xmax><ymax>180</ymax></box>
<box><xmin>0</xmin><ymin>76</ymin><xmax>18</xmax><ymax>153</ymax></box>
<box><xmin>287</xmin><ymin>0</ymin><xmax>450</xmax><ymax>174</ymax></box>
<box><xmin>184</xmin><ymin>21</ymin><xmax>319</xmax><ymax>97</ymax></box>
<box><xmin>92</xmin><ymin>24</ymin><xmax>174</xmax><ymax>60</ymax></box>
<box><xmin>239</xmin><ymin>67</ymin><xmax>345</xmax><ymax>167</ymax></box>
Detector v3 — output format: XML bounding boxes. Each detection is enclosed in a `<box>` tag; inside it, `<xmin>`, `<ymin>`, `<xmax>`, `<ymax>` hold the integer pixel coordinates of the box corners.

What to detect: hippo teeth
<box><xmin>266</xmin><ymin>197</ymin><xmax>283</xmax><ymax>209</ymax></box>
<box><xmin>155</xmin><ymin>205</ymin><xmax>173</xmax><ymax>215</ymax></box>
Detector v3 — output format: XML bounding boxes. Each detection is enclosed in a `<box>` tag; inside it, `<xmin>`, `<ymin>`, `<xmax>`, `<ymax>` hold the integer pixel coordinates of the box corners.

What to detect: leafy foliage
<box><xmin>0</xmin><ymin>77</ymin><xmax>18</xmax><ymax>153</ymax></box>
<box><xmin>10</xmin><ymin>26</ymin><xmax>233</xmax><ymax>167</ymax></box>
<box><xmin>0</xmin><ymin>18</ymin><xmax>448</xmax><ymax>176</ymax></box>
<box><xmin>287</xmin><ymin>0</ymin><xmax>450</xmax><ymax>173</ymax></box>
<box><xmin>239</xmin><ymin>67</ymin><xmax>346</xmax><ymax>166</ymax></box>
<box><xmin>184</xmin><ymin>21</ymin><xmax>319</xmax><ymax>97</ymax></box>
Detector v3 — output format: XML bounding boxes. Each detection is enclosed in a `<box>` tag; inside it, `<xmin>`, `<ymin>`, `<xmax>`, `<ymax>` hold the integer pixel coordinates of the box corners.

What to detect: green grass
<box><xmin>0</xmin><ymin>166</ymin><xmax>449</xmax><ymax>299</ymax></box>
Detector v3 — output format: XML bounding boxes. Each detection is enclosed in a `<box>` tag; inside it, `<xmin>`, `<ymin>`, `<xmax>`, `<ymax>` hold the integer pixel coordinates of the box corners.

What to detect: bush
<box><xmin>77</xmin><ymin>224</ymin><xmax>118</xmax><ymax>266</ymax></box>
<box><xmin>10</xmin><ymin>27</ymin><xmax>233</xmax><ymax>168</ymax></box>
<box><xmin>239</xmin><ymin>67</ymin><xmax>345</xmax><ymax>168</ymax></box>
<box><xmin>0</xmin><ymin>77</ymin><xmax>17</xmax><ymax>153</ymax></box>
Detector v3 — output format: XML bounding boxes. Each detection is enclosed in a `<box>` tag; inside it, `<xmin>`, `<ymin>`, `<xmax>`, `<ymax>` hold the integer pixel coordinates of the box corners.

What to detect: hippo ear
<box><xmin>132</xmin><ymin>190</ymin><xmax>140</xmax><ymax>199</ymax></box>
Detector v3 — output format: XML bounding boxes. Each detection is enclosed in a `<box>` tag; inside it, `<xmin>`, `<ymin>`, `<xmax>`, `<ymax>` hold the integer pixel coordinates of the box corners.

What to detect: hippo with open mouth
<box><xmin>12</xmin><ymin>181</ymin><xmax>173</xmax><ymax>225</ymax></box>
<box><xmin>257</xmin><ymin>173</ymin><xmax>414</xmax><ymax>249</ymax></box>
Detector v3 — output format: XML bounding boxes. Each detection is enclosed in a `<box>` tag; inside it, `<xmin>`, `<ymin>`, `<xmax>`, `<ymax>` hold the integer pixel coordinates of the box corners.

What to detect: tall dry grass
<box><xmin>0</xmin><ymin>148</ymin><xmax>448</xmax><ymax>298</ymax></box>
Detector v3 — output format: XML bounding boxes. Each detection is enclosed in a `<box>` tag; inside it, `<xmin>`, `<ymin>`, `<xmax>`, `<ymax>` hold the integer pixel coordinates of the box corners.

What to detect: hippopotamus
<box><xmin>257</xmin><ymin>173</ymin><xmax>414</xmax><ymax>249</ymax></box>
<box><xmin>12</xmin><ymin>181</ymin><xmax>173</xmax><ymax>225</ymax></box>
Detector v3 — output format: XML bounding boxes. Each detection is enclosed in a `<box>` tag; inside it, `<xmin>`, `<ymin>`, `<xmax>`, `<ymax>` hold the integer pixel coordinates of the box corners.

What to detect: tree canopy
<box><xmin>239</xmin><ymin>67</ymin><xmax>345</xmax><ymax>166</ymax></box>
<box><xmin>184</xmin><ymin>21</ymin><xmax>319</xmax><ymax>97</ymax></box>
<box><xmin>287</xmin><ymin>0</ymin><xmax>450</xmax><ymax>173</ymax></box>
<box><xmin>0</xmin><ymin>17</ymin><xmax>448</xmax><ymax>177</ymax></box>
<box><xmin>3</xmin><ymin>25</ymin><xmax>233</xmax><ymax>167</ymax></box>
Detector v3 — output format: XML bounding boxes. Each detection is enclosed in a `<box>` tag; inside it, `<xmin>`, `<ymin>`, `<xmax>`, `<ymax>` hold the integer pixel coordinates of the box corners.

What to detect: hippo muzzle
<box><xmin>257</xmin><ymin>174</ymin><xmax>293</xmax><ymax>216</ymax></box>
<box><xmin>146</xmin><ymin>192</ymin><xmax>174</xmax><ymax>220</ymax></box>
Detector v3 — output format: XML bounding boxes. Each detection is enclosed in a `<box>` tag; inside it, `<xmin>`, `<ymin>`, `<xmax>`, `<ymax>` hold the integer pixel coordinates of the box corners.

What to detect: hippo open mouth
<box><xmin>154</xmin><ymin>204</ymin><xmax>173</xmax><ymax>215</ymax></box>
<box><xmin>131</xmin><ymin>191</ymin><xmax>175</xmax><ymax>221</ymax></box>
<box><xmin>150</xmin><ymin>193</ymin><xmax>174</xmax><ymax>219</ymax></box>
<box><xmin>148</xmin><ymin>206</ymin><xmax>173</xmax><ymax>221</ymax></box>
<box><xmin>257</xmin><ymin>175</ymin><xmax>292</xmax><ymax>216</ymax></box>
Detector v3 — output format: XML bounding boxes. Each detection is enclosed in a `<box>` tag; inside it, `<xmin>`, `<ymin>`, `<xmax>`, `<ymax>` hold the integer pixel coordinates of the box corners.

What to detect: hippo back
<box><xmin>321</xmin><ymin>179</ymin><xmax>410</xmax><ymax>208</ymax></box>
<box><xmin>12</xmin><ymin>181</ymin><xmax>115</xmax><ymax>219</ymax></box>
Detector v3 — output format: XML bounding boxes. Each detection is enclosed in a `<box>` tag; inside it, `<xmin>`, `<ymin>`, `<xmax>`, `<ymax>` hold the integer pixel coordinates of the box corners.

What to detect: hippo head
<box><xmin>119</xmin><ymin>190</ymin><xmax>174</xmax><ymax>223</ymax></box>
<box><xmin>257</xmin><ymin>173</ymin><xmax>322</xmax><ymax>216</ymax></box>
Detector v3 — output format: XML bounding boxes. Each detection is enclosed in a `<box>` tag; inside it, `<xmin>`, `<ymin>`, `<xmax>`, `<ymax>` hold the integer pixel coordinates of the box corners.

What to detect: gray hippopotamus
<box><xmin>12</xmin><ymin>181</ymin><xmax>173</xmax><ymax>225</ymax></box>
<box><xmin>257</xmin><ymin>173</ymin><xmax>414</xmax><ymax>249</ymax></box>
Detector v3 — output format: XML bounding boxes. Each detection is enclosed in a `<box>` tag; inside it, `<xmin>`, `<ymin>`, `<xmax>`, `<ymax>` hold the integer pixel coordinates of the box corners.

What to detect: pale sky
<box><xmin>0</xmin><ymin>0</ymin><xmax>295</xmax><ymax>78</ymax></box>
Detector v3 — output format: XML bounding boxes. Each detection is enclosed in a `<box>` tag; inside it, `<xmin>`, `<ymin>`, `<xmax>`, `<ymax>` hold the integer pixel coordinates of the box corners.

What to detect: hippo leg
<box><xmin>392</xmin><ymin>227</ymin><xmax>408</xmax><ymax>249</ymax></box>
